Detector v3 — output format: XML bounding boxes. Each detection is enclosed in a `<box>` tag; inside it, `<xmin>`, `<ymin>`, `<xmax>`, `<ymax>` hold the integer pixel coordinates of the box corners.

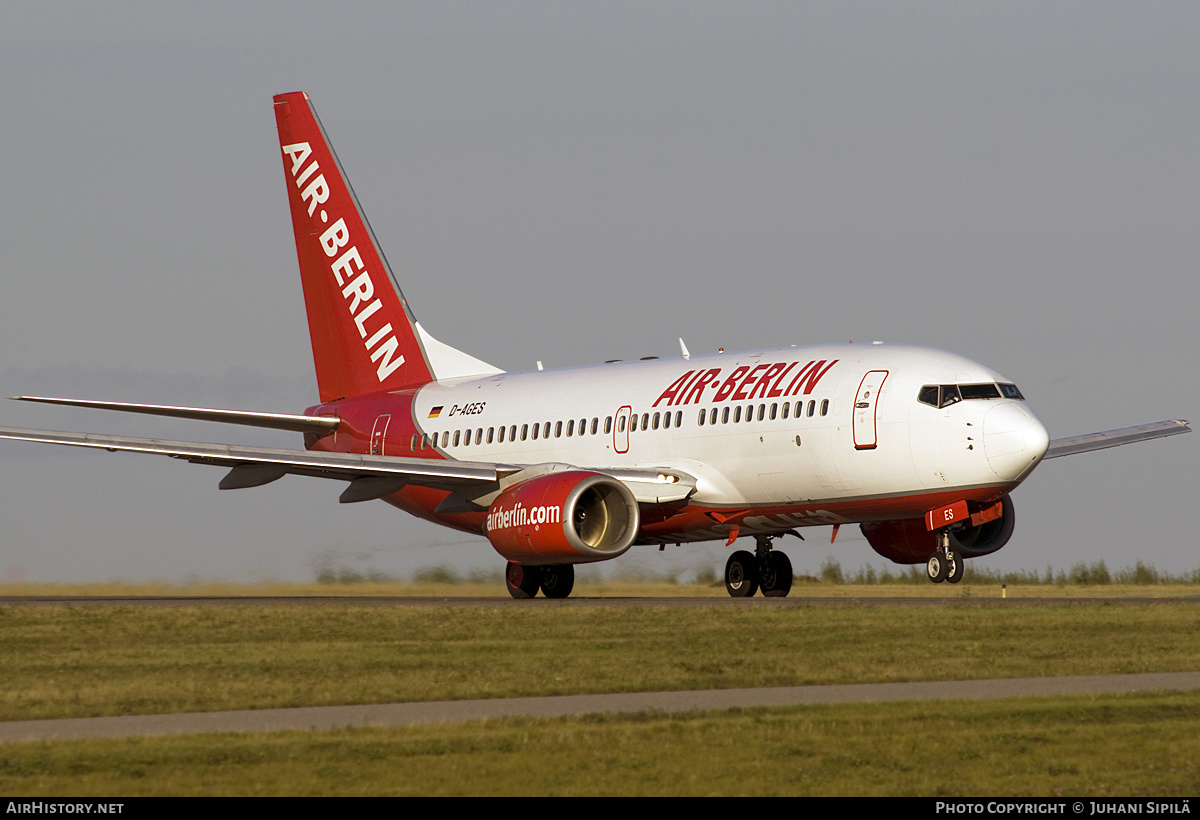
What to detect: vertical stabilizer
<box><xmin>274</xmin><ymin>91</ymin><xmax>435</xmax><ymax>401</ymax></box>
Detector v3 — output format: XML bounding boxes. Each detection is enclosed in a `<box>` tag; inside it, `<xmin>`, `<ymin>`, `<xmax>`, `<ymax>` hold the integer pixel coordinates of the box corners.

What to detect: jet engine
<box><xmin>860</xmin><ymin>495</ymin><xmax>1015</xmax><ymax>564</ymax></box>
<box><xmin>484</xmin><ymin>470</ymin><xmax>640</xmax><ymax>565</ymax></box>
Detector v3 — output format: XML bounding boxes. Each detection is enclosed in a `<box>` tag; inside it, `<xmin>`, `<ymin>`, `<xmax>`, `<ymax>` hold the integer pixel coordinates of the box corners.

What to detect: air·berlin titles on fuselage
<box><xmin>653</xmin><ymin>359</ymin><xmax>839</xmax><ymax>407</ymax></box>
<box><xmin>281</xmin><ymin>141</ymin><xmax>405</xmax><ymax>383</ymax></box>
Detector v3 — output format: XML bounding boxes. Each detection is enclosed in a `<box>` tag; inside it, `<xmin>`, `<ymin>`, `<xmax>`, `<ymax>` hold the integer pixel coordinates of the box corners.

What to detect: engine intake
<box><xmin>485</xmin><ymin>471</ymin><xmax>640</xmax><ymax>565</ymax></box>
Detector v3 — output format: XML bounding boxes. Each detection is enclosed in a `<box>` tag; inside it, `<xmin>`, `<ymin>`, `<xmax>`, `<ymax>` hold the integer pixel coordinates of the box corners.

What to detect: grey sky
<box><xmin>1</xmin><ymin>2</ymin><xmax>1195</xmax><ymax>584</ymax></box>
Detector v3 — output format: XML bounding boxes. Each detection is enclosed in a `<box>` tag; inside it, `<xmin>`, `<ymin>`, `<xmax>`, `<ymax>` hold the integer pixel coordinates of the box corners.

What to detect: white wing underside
<box><xmin>1044</xmin><ymin>419</ymin><xmax>1191</xmax><ymax>459</ymax></box>
<box><xmin>0</xmin><ymin>426</ymin><xmax>696</xmax><ymax>506</ymax></box>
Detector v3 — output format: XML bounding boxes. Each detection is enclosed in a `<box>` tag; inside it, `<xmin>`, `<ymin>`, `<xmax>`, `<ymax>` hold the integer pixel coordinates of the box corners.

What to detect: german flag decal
<box><xmin>427</xmin><ymin>406</ymin><xmax>443</xmax><ymax>419</ymax></box>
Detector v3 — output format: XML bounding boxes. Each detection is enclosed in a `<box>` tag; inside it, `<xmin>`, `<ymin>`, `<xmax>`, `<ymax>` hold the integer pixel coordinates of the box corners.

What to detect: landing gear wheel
<box><xmin>505</xmin><ymin>562</ymin><xmax>541</xmax><ymax>599</ymax></box>
<box><xmin>946</xmin><ymin>551</ymin><xmax>964</xmax><ymax>584</ymax></box>
<box><xmin>926</xmin><ymin>552</ymin><xmax>948</xmax><ymax>584</ymax></box>
<box><xmin>725</xmin><ymin>550</ymin><xmax>760</xmax><ymax>598</ymax></box>
<box><xmin>759</xmin><ymin>552</ymin><xmax>793</xmax><ymax>598</ymax></box>
<box><xmin>540</xmin><ymin>565</ymin><xmax>575</xmax><ymax>599</ymax></box>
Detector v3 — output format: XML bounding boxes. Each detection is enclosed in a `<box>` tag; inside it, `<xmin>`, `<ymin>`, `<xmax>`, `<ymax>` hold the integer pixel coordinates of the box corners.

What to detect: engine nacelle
<box><xmin>485</xmin><ymin>471</ymin><xmax>640</xmax><ymax>565</ymax></box>
<box><xmin>860</xmin><ymin>495</ymin><xmax>1016</xmax><ymax>564</ymax></box>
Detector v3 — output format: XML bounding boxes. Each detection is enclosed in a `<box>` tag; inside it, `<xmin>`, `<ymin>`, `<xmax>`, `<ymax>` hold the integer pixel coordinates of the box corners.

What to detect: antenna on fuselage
<box><xmin>679</xmin><ymin>338</ymin><xmax>690</xmax><ymax>359</ymax></box>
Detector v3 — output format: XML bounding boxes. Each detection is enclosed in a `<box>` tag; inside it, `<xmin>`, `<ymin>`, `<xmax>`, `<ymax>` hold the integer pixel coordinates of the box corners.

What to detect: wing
<box><xmin>0</xmin><ymin>426</ymin><xmax>696</xmax><ymax>506</ymax></box>
<box><xmin>1044</xmin><ymin>419</ymin><xmax>1191</xmax><ymax>460</ymax></box>
<box><xmin>10</xmin><ymin>396</ymin><xmax>339</xmax><ymax>434</ymax></box>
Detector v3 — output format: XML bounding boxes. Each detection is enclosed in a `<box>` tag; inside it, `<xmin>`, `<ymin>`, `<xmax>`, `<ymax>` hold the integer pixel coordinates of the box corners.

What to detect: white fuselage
<box><xmin>401</xmin><ymin>343</ymin><xmax>1049</xmax><ymax>533</ymax></box>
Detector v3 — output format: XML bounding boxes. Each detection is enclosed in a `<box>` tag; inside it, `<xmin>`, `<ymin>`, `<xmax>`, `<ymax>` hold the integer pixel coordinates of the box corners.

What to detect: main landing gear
<box><xmin>505</xmin><ymin>562</ymin><xmax>575</xmax><ymax>599</ymax></box>
<box><xmin>926</xmin><ymin>530</ymin><xmax>965</xmax><ymax>584</ymax></box>
<box><xmin>725</xmin><ymin>534</ymin><xmax>794</xmax><ymax>598</ymax></box>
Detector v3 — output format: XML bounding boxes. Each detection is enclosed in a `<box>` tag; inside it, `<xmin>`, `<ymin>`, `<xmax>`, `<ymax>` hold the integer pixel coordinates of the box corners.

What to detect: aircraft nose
<box><xmin>983</xmin><ymin>403</ymin><xmax>1050</xmax><ymax>482</ymax></box>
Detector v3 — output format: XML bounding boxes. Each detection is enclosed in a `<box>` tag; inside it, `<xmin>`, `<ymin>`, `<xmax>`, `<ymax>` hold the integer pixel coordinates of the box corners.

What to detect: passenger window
<box><xmin>710</xmin><ymin>408</ymin><xmax>718</xmax><ymax>425</ymax></box>
<box><xmin>663</xmin><ymin>412</ymin><xmax>671</xmax><ymax>429</ymax></box>
<box><xmin>675</xmin><ymin>410</ymin><xmax>682</xmax><ymax>428</ymax></box>
<box><xmin>463</xmin><ymin>429</ymin><xmax>471</xmax><ymax>446</ymax></box>
<box><xmin>566</xmin><ymin>420</ymin><xmax>574</xmax><ymax>437</ymax></box>
<box><xmin>411</xmin><ymin>434</ymin><xmax>418</xmax><ymax>451</ymax></box>
<box><xmin>543</xmin><ymin>422</ymin><xmax>551</xmax><ymax>439</ymax></box>
<box><xmin>653</xmin><ymin>412</ymin><xmax>660</xmax><ymax>430</ymax></box>
<box><xmin>807</xmin><ymin>400</ymin><xmax>816</xmax><ymax>417</ymax></box>
<box><xmin>521</xmin><ymin>424</ymin><xmax>528</xmax><ymax>441</ymax></box>
<box><xmin>641</xmin><ymin>413</ymin><xmax>649</xmax><ymax>431</ymax></box>
<box><xmin>734</xmin><ymin>406</ymin><xmax>742</xmax><ymax>423</ymax></box>
<box><xmin>441</xmin><ymin>431</ymin><xmax>449</xmax><ymax>448</ymax></box>
<box><xmin>782</xmin><ymin>402</ymin><xmax>790</xmax><ymax>419</ymax></box>
<box><xmin>531</xmin><ymin>423</ymin><xmax>539</xmax><ymax>440</ymax></box>
<box><xmin>722</xmin><ymin>407</ymin><xmax>730</xmax><ymax>424</ymax></box>
<box><xmin>757</xmin><ymin>404</ymin><xmax>765</xmax><ymax>421</ymax></box>
<box><xmin>698</xmin><ymin>409</ymin><xmax>706</xmax><ymax>426</ymax></box>
<box><xmin>630</xmin><ymin>414</ymin><xmax>638</xmax><ymax>432</ymax></box>
<box><xmin>616</xmin><ymin>416</ymin><xmax>624</xmax><ymax>433</ymax></box>
<box><xmin>821</xmin><ymin>399</ymin><xmax>829</xmax><ymax>416</ymax></box>
<box><xmin>498</xmin><ymin>426</ymin><xmax>505</xmax><ymax>443</ymax></box>
<box><xmin>555</xmin><ymin>421</ymin><xmax>562</xmax><ymax>438</ymax></box>
<box><xmin>453</xmin><ymin>430</ymin><xmax>461</xmax><ymax>447</ymax></box>
<box><xmin>477</xmin><ymin>427</ymin><xmax>483</xmax><ymax>443</ymax></box>
<box><xmin>606</xmin><ymin>417</ymin><xmax>614</xmax><ymax>434</ymax></box>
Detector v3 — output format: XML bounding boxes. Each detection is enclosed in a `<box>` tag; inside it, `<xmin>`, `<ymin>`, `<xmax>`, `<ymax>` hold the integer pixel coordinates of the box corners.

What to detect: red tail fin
<box><xmin>274</xmin><ymin>92</ymin><xmax>434</xmax><ymax>402</ymax></box>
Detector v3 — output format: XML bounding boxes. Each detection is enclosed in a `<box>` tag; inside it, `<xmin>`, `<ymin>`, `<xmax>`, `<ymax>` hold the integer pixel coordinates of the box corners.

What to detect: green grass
<box><xmin>2</xmin><ymin>577</ymin><xmax>1198</xmax><ymax>599</ymax></box>
<box><xmin>2</xmin><ymin>692</ymin><xmax>1198</xmax><ymax>795</ymax></box>
<box><xmin>2</xmin><ymin>597</ymin><xmax>1198</xmax><ymax>796</ymax></box>
<box><xmin>1</xmin><ymin>603</ymin><xmax>1198</xmax><ymax>721</ymax></box>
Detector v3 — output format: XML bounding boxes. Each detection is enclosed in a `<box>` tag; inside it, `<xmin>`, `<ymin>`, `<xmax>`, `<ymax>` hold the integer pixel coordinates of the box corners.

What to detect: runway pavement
<box><xmin>2</xmin><ymin>595</ymin><xmax>1199</xmax><ymax>607</ymax></box>
<box><xmin>2</xmin><ymin>671</ymin><xmax>1198</xmax><ymax>743</ymax></box>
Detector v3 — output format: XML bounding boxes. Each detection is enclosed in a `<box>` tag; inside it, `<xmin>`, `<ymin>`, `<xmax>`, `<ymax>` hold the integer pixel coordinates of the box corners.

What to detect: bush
<box><xmin>413</xmin><ymin>565</ymin><xmax>461</xmax><ymax>584</ymax></box>
<box><xmin>820</xmin><ymin>557</ymin><xmax>844</xmax><ymax>584</ymax></box>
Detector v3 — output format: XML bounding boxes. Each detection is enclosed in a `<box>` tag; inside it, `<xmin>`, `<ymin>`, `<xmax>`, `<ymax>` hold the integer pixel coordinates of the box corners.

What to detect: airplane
<box><xmin>0</xmin><ymin>91</ymin><xmax>1190</xmax><ymax>599</ymax></box>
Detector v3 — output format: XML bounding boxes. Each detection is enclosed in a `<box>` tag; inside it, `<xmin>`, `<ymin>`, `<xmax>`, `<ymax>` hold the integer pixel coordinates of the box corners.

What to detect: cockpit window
<box><xmin>939</xmin><ymin>385</ymin><xmax>962</xmax><ymax>407</ymax></box>
<box><xmin>918</xmin><ymin>382</ymin><xmax>1026</xmax><ymax>408</ymax></box>
<box><xmin>959</xmin><ymin>383</ymin><xmax>1001</xmax><ymax>400</ymax></box>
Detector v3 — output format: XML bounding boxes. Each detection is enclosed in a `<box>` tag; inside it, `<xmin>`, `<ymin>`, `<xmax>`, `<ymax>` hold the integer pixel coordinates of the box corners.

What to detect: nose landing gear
<box><xmin>724</xmin><ymin>534</ymin><xmax>795</xmax><ymax>597</ymax></box>
<box><xmin>926</xmin><ymin>530</ymin><xmax>965</xmax><ymax>584</ymax></box>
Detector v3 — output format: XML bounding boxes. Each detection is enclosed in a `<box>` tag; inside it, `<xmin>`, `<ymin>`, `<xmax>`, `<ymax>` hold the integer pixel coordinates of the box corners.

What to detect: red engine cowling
<box><xmin>860</xmin><ymin>495</ymin><xmax>1016</xmax><ymax>564</ymax></box>
<box><xmin>485</xmin><ymin>471</ymin><xmax>640</xmax><ymax>565</ymax></box>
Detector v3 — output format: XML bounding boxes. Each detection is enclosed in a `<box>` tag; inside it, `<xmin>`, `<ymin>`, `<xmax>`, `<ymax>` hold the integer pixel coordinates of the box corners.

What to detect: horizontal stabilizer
<box><xmin>1044</xmin><ymin>419</ymin><xmax>1191</xmax><ymax>459</ymax></box>
<box><xmin>10</xmin><ymin>396</ymin><xmax>338</xmax><ymax>435</ymax></box>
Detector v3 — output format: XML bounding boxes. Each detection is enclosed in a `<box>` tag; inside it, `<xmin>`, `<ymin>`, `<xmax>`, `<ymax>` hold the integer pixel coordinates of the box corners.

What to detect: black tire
<box><xmin>725</xmin><ymin>550</ymin><xmax>759</xmax><ymax>598</ymax></box>
<box><xmin>540</xmin><ymin>565</ymin><xmax>575</xmax><ymax>599</ymax></box>
<box><xmin>760</xmin><ymin>552</ymin><xmax>793</xmax><ymax>598</ymax></box>
<box><xmin>946</xmin><ymin>551</ymin><xmax>964</xmax><ymax>584</ymax></box>
<box><xmin>926</xmin><ymin>553</ymin><xmax>948</xmax><ymax>584</ymax></box>
<box><xmin>505</xmin><ymin>562</ymin><xmax>541</xmax><ymax>599</ymax></box>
